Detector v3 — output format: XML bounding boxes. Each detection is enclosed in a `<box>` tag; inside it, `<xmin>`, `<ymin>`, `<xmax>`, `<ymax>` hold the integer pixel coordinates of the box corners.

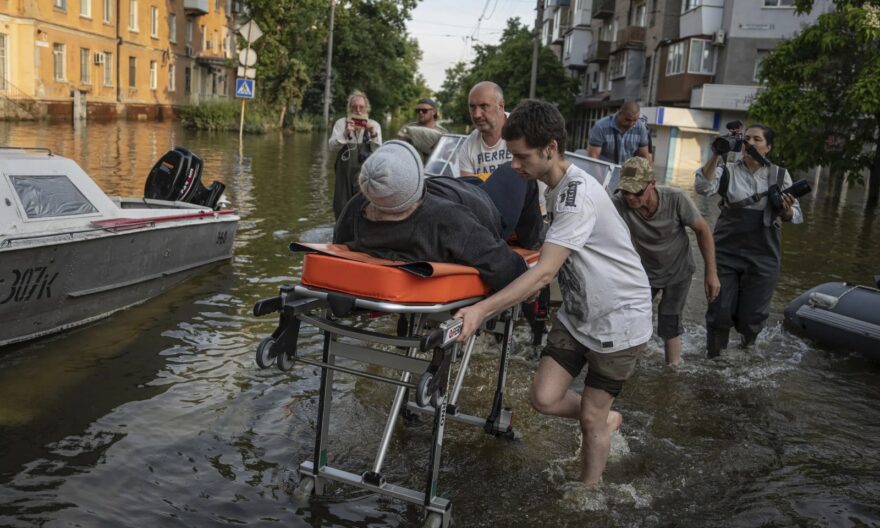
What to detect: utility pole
<box><xmin>529</xmin><ymin>0</ymin><xmax>544</xmax><ymax>98</ymax></box>
<box><xmin>322</xmin><ymin>0</ymin><xmax>336</xmax><ymax>128</ymax></box>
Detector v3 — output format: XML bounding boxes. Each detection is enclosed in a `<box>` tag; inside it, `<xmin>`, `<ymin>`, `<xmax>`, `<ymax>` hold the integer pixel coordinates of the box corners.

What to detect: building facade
<box><xmin>549</xmin><ymin>0</ymin><xmax>831</xmax><ymax>172</ymax></box>
<box><xmin>0</xmin><ymin>0</ymin><xmax>238</xmax><ymax>120</ymax></box>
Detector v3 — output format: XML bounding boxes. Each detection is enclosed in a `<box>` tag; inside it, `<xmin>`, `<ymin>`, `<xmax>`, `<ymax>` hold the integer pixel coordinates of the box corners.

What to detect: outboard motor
<box><xmin>144</xmin><ymin>147</ymin><xmax>226</xmax><ymax>210</ymax></box>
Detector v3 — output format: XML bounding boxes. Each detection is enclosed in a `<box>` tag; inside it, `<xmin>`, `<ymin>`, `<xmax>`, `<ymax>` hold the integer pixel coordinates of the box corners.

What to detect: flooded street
<box><xmin>1</xmin><ymin>120</ymin><xmax>879</xmax><ymax>527</ymax></box>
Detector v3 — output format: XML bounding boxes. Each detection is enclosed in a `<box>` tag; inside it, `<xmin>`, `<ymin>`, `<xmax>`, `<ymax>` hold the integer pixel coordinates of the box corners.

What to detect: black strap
<box><xmin>718</xmin><ymin>164</ymin><xmax>730</xmax><ymax>208</ymax></box>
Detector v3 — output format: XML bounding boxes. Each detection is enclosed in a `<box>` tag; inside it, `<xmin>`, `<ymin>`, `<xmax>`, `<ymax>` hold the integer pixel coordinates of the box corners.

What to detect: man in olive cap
<box><xmin>333</xmin><ymin>140</ymin><xmax>527</xmax><ymax>292</ymax></box>
<box><xmin>611</xmin><ymin>156</ymin><xmax>720</xmax><ymax>365</ymax></box>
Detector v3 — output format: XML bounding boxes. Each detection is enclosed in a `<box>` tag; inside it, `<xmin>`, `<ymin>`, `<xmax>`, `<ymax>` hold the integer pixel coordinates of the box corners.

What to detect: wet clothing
<box><xmin>651</xmin><ymin>277</ymin><xmax>691</xmax><ymax>340</ymax></box>
<box><xmin>695</xmin><ymin>160</ymin><xmax>803</xmax><ymax>353</ymax></box>
<box><xmin>333</xmin><ymin>177</ymin><xmax>527</xmax><ymax>292</ymax></box>
<box><xmin>543</xmin><ymin>164</ymin><xmax>653</xmax><ymax>354</ymax></box>
<box><xmin>329</xmin><ymin>117</ymin><xmax>383</xmax><ymax>220</ymax></box>
<box><xmin>587</xmin><ymin>113</ymin><xmax>650</xmax><ymax>165</ymax></box>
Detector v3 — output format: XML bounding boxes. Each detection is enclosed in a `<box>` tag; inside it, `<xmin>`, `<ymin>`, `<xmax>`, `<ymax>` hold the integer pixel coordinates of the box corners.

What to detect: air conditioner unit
<box><xmin>94</xmin><ymin>52</ymin><xmax>106</xmax><ymax>65</ymax></box>
<box><xmin>712</xmin><ymin>30</ymin><xmax>726</xmax><ymax>46</ymax></box>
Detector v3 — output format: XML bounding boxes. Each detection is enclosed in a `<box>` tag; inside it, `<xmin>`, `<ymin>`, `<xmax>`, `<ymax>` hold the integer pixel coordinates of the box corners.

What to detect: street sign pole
<box><xmin>239</xmin><ymin>23</ymin><xmax>253</xmax><ymax>142</ymax></box>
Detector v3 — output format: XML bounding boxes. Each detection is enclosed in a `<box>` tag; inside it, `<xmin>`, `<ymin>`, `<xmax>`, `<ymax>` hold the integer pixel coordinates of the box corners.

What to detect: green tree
<box><xmin>439</xmin><ymin>19</ymin><xmax>577</xmax><ymax>125</ymax></box>
<box><xmin>750</xmin><ymin>1</ymin><xmax>880</xmax><ymax>205</ymax></box>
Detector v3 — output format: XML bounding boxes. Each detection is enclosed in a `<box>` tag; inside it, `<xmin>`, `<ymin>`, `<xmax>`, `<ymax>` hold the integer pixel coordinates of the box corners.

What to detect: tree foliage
<box><xmin>750</xmin><ymin>1</ymin><xmax>880</xmax><ymax>203</ymax></box>
<box><xmin>241</xmin><ymin>0</ymin><xmax>424</xmax><ymax>121</ymax></box>
<box><xmin>436</xmin><ymin>19</ymin><xmax>577</xmax><ymax>125</ymax></box>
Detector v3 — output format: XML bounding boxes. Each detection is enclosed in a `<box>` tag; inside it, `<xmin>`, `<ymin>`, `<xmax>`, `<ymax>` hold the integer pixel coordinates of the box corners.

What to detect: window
<box><xmin>149</xmin><ymin>60</ymin><xmax>157</xmax><ymax>89</ymax></box>
<box><xmin>666</xmin><ymin>41</ymin><xmax>685</xmax><ymax>75</ymax></box>
<box><xmin>215</xmin><ymin>0</ymin><xmax>220</xmax><ymax>11</ymax></box>
<box><xmin>103</xmin><ymin>52</ymin><xmax>113</xmax><ymax>85</ymax></box>
<box><xmin>201</xmin><ymin>25</ymin><xmax>206</xmax><ymax>49</ymax></box>
<box><xmin>643</xmin><ymin>56</ymin><xmax>652</xmax><ymax>87</ymax></box>
<box><xmin>212</xmin><ymin>30</ymin><xmax>218</xmax><ymax>52</ymax></box>
<box><xmin>128</xmin><ymin>56</ymin><xmax>136</xmax><ymax>87</ymax></box>
<box><xmin>128</xmin><ymin>0</ymin><xmax>138</xmax><ymax>31</ymax></box>
<box><xmin>688</xmin><ymin>38</ymin><xmax>716</xmax><ymax>74</ymax></box>
<box><xmin>150</xmin><ymin>7</ymin><xmax>158</xmax><ymax>37</ymax></box>
<box><xmin>10</xmin><ymin>175</ymin><xmax>98</xmax><ymax>219</ymax></box>
<box><xmin>53</xmin><ymin>44</ymin><xmax>66</xmax><ymax>80</ymax></box>
<box><xmin>635</xmin><ymin>4</ymin><xmax>647</xmax><ymax>27</ymax></box>
<box><xmin>184</xmin><ymin>66</ymin><xmax>191</xmax><ymax>94</ymax></box>
<box><xmin>682</xmin><ymin>0</ymin><xmax>701</xmax><ymax>12</ymax></box>
<box><xmin>169</xmin><ymin>14</ymin><xmax>177</xmax><ymax>43</ymax></box>
<box><xmin>0</xmin><ymin>34</ymin><xmax>7</xmax><ymax>91</ymax></box>
<box><xmin>53</xmin><ymin>0</ymin><xmax>66</xmax><ymax>10</ymax></box>
<box><xmin>168</xmin><ymin>64</ymin><xmax>176</xmax><ymax>91</ymax></box>
<box><xmin>186</xmin><ymin>19</ymin><xmax>193</xmax><ymax>44</ymax></box>
<box><xmin>80</xmin><ymin>48</ymin><xmax>90</xmax><ymax>84</ymax></box>
<box><xmin>753</xmin><ymin>50</ymin><xmax>770</xmax><ymax>82</ymax></box>
<box><xmin>80</xmin><ymin>0</ymin><xmax>91</xmax><ymax>17</ymax></box>
<box><xmin>764</xmin><ymin>0</ymin><xmax>794</xmax><ymax>6</ymax></box>
<box><xmin>609</xmin><ymin>51</ymin><xmax>627</xmax><ymax>79</ymax></box>
<box><xmin>103</xmin><ymin>0</ymin><xmax>111</xmax><ymax>22</ymax></box>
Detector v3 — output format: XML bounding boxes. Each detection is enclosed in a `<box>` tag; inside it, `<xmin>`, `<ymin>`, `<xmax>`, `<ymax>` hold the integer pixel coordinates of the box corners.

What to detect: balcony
<box><xmin>680</xmin><ymin>2</ymin><xmax>723</xmax><ymax>39</ymax></box>
<box><xmin>592</xmin><ymin>0</ymin><xmax>614</xmax><ymax>20</ymax></box>
<box><xmin>615</xmin><ymin>25</ymin><xmax>646</xmax><ymax>50</ymax></box>
<box><xmin>184</xmin><ymin>0</ymin><xmax>209</xmax><ymax>15</ymax></box>
<box><xmin>586</xmin><ymin>40</ymin><xmax>611</xmax><ymax>63</ymax></box>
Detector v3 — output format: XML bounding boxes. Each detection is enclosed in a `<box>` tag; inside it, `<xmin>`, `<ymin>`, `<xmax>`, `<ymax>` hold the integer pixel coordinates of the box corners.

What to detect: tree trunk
<box><xmin>868</xmin><ymin>125</ymin><xmax>880</xmax><ymax>207</ymax></box>
<box><xmin>278</xmin><ymin>103</ymin><xmax>287</xmax><ymax>129</ymax></box>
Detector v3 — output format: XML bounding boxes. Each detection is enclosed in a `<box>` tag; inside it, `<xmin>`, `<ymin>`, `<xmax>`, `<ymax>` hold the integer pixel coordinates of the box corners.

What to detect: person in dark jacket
<box><xmin>333</xmin><ymin>140</ymin><xmax>527</xmax><ymax>292</ymax></box>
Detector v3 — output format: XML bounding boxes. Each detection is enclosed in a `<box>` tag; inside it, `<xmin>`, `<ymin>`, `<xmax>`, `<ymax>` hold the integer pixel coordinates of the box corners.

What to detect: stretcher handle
<box><xmin>419</xmin><ymin>319</ymin><xmax>463</xmax><ymax>352</ymax></box>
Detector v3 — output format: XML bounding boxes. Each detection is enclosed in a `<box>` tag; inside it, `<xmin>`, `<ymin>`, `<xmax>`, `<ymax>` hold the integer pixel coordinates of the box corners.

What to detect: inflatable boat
<box><xmin>784</xmin><ymin>280</ymin><xmax>880</xmax><ymax>362</ymax></box>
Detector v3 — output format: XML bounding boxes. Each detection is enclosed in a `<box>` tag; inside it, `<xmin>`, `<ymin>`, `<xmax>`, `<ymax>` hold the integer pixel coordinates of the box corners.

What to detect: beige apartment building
<box><xmin>0</xmin><ymin>0</ymin><xmax>238</xmax><ymax>120</ymax></box>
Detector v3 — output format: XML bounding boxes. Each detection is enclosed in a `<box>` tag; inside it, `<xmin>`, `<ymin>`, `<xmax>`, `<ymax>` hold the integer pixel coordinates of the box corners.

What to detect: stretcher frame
<box><xmin>253</xmin><ymin>282</ymin><xmax>523</xmax><ymax>528</ymax></box>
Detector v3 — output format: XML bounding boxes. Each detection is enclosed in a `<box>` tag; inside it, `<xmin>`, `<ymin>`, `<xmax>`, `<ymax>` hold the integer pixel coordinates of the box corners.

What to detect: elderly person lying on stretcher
<box><xmin>333</xmin><ymin>140</ymin><xmax>529</xmax><ymax>292</ymax></box>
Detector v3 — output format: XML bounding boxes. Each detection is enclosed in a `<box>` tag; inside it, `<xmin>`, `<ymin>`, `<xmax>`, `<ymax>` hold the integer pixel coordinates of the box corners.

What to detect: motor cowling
<box><xmin>144</xmin><ymin>147</ymin><xmax>227</xmax><ymax>210</ymax></box>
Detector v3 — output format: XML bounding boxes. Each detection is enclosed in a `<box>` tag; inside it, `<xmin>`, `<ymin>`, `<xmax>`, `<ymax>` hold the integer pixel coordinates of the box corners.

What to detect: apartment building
<box><xmin>0</xmin><ymin>0</ymin><xmax>237</xmax><ymax>121</ymax></box>
<box><xmin>558</xmin><ymin>0</ymin><xmax>831</xmax><ymax>172</ymax></box>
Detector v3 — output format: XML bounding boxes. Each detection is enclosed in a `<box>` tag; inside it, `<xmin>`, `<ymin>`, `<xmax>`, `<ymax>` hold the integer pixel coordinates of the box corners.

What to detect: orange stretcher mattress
<box><xmin>294</xmin><ymin>242</ymin><xmax>539</xmax><ymax>304</ymax></box>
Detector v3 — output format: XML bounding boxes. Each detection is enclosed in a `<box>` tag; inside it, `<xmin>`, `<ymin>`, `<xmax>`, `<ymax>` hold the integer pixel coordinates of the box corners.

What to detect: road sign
<box><xmin>237</xmin><ymin>66</ymin><xmax>256</xmax><ymax>79</ymax></box>
<box><xmin>237</xmin><ymin>20</ymin><xmax>263</xmax><ymax>44</ymax></box>
<box><xmin>238</xmin><ymin>48</ymin><xmax>257</xmax><ymax>67</ymax></box>
<box><xmin>235</xmin><ymin>78</ymin><xmax>255</xmax><ymax>99</ymax></box>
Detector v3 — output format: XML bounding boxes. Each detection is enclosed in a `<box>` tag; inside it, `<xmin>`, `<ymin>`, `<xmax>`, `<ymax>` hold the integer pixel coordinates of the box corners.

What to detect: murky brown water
<box><xmin>1</xmin><ymin>121</ymin><xmax>879</xmax><ymax>527</ymax></box>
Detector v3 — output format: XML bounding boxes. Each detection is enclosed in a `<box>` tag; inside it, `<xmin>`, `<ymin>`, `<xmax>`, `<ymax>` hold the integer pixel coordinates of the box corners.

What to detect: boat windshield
<box><xmin>9</xmin><ymin>175</ymin><xmax>98</xmax><ymax>218</ymax></box>
<box><xmin>424</xmin><ymin>135</ymin><xmax>466</xmax><ymax>178</ymax></box>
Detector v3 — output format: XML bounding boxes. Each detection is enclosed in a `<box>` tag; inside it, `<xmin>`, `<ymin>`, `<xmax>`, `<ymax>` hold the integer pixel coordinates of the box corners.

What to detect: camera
<box><xmin>351</xmin><ymin>118</ymin><xmax>368</xmax><ymax>128</ymax></box>
<box><xmin>768</xmin><ymin>179</ymin><xmax>812</xmax><ymax>210</ymax></box>
<box><xmin>711</xmin><ymin>120</ymin><xmax>745</xmax><ymax>156</ymax></box>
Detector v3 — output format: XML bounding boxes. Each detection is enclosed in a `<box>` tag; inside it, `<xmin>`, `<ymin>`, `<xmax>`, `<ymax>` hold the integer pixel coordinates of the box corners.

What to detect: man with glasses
<box><xmin>397</xmin><ymin>98</ymin><xmax>448</xmax><ymax>161</ymax></box>
<box><xmin>611</xmin><ymin>156</ymin><xmax>720</xmax><ymax>365</ymax></box>
<box><xmin>328</xmin><ymin>90</ymin><xmax>383</xmax><ymax>219</ymax></box>
<box><xmin>409</xmin><ymin>98</ymin><xmax>447</xmax><ymax>132</ymax></box>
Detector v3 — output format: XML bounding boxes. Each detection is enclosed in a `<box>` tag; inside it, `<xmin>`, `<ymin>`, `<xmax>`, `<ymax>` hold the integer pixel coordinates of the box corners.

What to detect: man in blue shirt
<box><xmin>587</xmin><ymin>102</ymin><xmax>652</xmax><ymax>165</ymax></box>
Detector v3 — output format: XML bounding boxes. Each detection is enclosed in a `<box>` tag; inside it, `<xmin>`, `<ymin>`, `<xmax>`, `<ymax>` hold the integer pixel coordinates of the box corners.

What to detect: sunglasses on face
<box><xmin>621</xmin><ymin>187</ymin><xmax>648</xmax><ymax>197</ymax></box>
<box><xmin>415</xmin><ymin>108</ymin><xmax>432</xmax><ymax>114</ymax></box>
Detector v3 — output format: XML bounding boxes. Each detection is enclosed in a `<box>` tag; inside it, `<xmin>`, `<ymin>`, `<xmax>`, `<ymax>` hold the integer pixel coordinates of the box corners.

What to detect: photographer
<box><xmin>329</xmin><ymin>90</ymin><xmax>383</xmax><ymax>219</ymax></box>
<box><xmin>695</xmin><ymin>124</ymin><xmax>804</xmax><ymax>358</ymax></box>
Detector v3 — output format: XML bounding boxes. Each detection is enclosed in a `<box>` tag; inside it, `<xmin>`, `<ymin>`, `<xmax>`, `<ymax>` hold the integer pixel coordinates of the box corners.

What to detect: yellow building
<box><xmin>0</xmin><ymin>0</ymin><xmax>238</xmax><ymax>120</ymax></box>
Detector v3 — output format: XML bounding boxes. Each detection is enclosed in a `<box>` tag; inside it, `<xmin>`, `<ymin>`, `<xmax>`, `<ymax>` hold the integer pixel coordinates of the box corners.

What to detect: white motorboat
<box><xmin>0</xmin><ymin>146</ymin><xmax>239</xmax><ymax>347</ymax></box>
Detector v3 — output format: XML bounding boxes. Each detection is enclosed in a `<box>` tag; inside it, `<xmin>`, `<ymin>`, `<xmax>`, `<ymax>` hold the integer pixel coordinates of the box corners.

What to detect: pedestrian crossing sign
<box><xmin>235</xmin><ymin>78</ymin><xmax>255</xmax><ymax>99</ymax></box>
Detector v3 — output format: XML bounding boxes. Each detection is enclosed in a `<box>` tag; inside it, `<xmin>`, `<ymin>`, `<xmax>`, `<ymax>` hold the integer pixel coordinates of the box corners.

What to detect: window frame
<box><xmin>665</xmin><ymin>41</ymin><xmax>685</xmax><ymax>76</ymax></box>
<box><xmin>80</xmin><ymin>0</ymin><xmax>92</xmax><ymax>18</ymax></box>
<box><xmin>763</xmin><ymin>0</ymin><xmax>795</xmax><ymax>7</ymax></box>
<box><xmin>150</xmin><ymin>6</ymin><xmax>159</xmax><ymax>38</ymax></box>
<box><xmin>103</xmin><ymin>52</ymin><xmax>113</xmax><ymax>86</ymax></box>
<box><xmin>102</xmin><ymin>0</ymin><xmax>112</xmax><ymax>22</ymax></box>
<box><xmin>0</xmin><ymin>33</ymin><xmax>7</xmax><ymax>91</ymax></box>
<box><xmin>609</xmin><ymin>51</ymin><xmax>627</xmax><ymax>80</ymax></box>
<box><xmin>169</xmin><ymin>14</ymin><xmax>177</xmax><ymax>43</ymax></box>
<box><xmin>682</xmin><ymin>0</ymin><xmax>702</xmax><ymax>13</ymax></box>
<box><xmin>53</xmin><ymin>43</ymin><xmax>66</xmax><ymax>81</ymax></box>
<box><xmin>80</xmin><ymin>48</ymin><xmax>91</xmax><ymax>84</ymax></box>
<box><xmin>53</xmin><ymin>0</ymin><xmax>67</xmax><ymax>11</ymax></box>
<box><xmin>128</xmin><ymin>0</ymin><xmax>138</xmax><ymax>31</ymax></box>
<box><xmin>149</xmin><ymin>60</ymin><xmax>157</xmax><ymax>90</ymax></box>
<box><xmin>128</xmin><ymin>56</ymin><xmax>136</xmax><ymax>88</ymax></box>
<box><xmin>687</xmin><ymin>38</ymin><xmax>716</xmax><ymax>75</ymax></box>
<box><xmin>168</xmin><ymin>63</ymin><xmax>176</xmax><ymax>91</ymax></box>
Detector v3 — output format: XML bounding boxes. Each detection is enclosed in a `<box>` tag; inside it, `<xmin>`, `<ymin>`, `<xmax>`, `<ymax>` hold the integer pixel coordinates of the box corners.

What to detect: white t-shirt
<box><xmin>544</xmin><ymin>164</ymin><xmax>653</xmax><ymax>353</ymax></box>
<box><xmin>328</xmin><ymin>117</ymin><xmax>383</xmax><ymax>148</ymax></box>
<box><xmin>458</xmin><ymin>130</ymin><xmax>512</xmax><ymax>180</ymax></box>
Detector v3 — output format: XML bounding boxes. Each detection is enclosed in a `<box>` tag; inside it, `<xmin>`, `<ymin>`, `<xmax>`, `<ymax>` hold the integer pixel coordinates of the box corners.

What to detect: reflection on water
<box><xmin>1</xmin><ymin>121</ymin><xmax>878</xmax><ymax>527</ymax></box>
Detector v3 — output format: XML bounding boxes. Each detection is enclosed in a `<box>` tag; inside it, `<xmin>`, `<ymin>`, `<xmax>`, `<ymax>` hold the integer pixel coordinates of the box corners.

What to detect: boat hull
<box><xmin>0</xmin><ymin>219</ymin><xmax>237</xmax><ymax>347</ymax></box>
<box><xmin>784</xmin><ymin>282</ymin><xmax>880</xmax><ymax>362</ymax></box>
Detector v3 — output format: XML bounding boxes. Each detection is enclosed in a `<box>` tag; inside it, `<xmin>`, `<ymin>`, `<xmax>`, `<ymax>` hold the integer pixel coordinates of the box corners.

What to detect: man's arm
<box><xmin>690</xmin><ymin>216</ymin><xmax>720</xmax><ymax>301</ymax></box>
<box><xmin>455</xmin><ymin>242</ymin><xmax>570</xmax><ymax>341</ymax></box>
<box><xmin>637</xmin><ymin>144</ymin><xmax>653</xmax><ymax>163</ymax></box>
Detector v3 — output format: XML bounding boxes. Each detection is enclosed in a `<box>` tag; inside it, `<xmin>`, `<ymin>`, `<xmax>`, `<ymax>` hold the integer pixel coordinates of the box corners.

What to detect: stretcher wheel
<box><xmin>295</xmin><ymin>476</ymin><xmax>315</xmax><ymax>497</ymax></box>
<box><xmin>255</xmin><ymin>336</ymin><xmax>277</xmax><ymax>369</ymax></box>
<box><xmin>416</xmin><ymin>372</ymin><xmax>433</xmax><ymax>407</ymax></box>
<box><xmin>423</xmin><ymin>512</ymin><xmax>444</xmax><ymax>528</ymax></box>
<box><xmin>277</xmin><ymin>348</ymin><xmax>296</xmax><ymax>371</ymax></box>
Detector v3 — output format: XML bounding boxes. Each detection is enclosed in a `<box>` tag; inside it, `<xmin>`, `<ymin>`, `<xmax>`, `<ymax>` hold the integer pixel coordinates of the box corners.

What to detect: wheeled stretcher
<box><xmin>252</xmin><ymin>243</ymin><xmax>541</xmax><ymax>528</ymax></box>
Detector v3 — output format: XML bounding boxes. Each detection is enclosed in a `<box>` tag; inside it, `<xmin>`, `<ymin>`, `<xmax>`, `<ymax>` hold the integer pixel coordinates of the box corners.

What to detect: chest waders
<box><xmin>706</xmin><ymin>164</ymin><xmax>783</xmax><ymax>357</ymax></box>
<box><xmin>332</xmin><ymin>132</ymin><xmax>374</xmax><ymax>220</ymax></box>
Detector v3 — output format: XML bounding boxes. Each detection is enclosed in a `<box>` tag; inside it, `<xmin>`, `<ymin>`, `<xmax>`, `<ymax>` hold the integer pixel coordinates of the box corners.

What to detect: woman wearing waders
<box><xmin>695</xmin><ymin>125</ymin><xmax>803</xmax><ymax>357</ymax></box>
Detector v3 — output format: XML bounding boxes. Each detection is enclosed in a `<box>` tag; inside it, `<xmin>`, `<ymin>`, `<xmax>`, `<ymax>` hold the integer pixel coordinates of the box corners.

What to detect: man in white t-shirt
<box><xmin>455</xmin><ymin>99</ymin><xmax>652</xmax><ymax>488</ymax></box>
<box><xmin>460</xmin><ymin>81</ymin><xmax>511</xmax><ymax>180</ymax></box>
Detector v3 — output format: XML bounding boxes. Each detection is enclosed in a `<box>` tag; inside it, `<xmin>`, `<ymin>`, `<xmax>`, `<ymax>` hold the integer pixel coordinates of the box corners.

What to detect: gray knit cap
<box><xmin>358</xmin><ymin>140</ymin><xmax>425</xmax><ymax>213</ymax></box>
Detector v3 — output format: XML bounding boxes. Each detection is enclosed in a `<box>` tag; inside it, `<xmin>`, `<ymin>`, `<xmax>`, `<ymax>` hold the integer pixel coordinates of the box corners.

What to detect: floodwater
<box><xmin>1</xmin><ymin>120</ymin><xmax>878</xmax><ymax>527</ymax></box>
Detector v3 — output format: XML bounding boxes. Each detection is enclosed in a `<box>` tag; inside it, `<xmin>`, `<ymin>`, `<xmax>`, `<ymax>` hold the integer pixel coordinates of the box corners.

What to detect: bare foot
<box><xmin>606</xmin><ymin>410</ymin><xmax>623</xmax><ymax>432</ymax></box>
